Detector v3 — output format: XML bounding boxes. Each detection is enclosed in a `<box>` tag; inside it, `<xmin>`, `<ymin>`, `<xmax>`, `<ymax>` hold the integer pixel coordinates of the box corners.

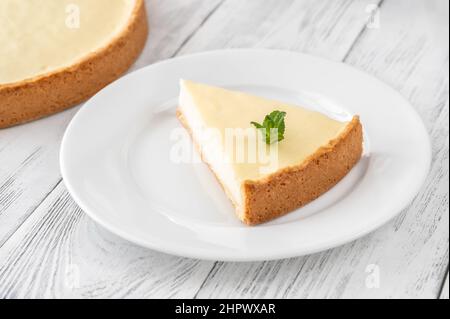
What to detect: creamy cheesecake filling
<box><xmin>0</xmin><ymin>0</ymin><xmax>135</xmax><ymax>84</ymax></box>
<box><xmin>179</xmin><ymin>80</ymin><xmax>350</xmax><ymax>207</ymax></box>
<box><xmin>180</xmin><ymin>82</ymin><xmax>244</xmax><ymax>207</ymax></box>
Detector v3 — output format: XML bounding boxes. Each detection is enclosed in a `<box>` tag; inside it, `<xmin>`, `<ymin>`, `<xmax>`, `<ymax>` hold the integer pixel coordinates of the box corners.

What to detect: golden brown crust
<box><xmin>177</xmin><ymin>106</ymin><xmax>363</xmax><ymax>226</ymax></box>
<box><xmin>0</xmin><ymin>0</ymin><xmax>148</xmax><ymax>129</ymax></box>
<box><xmin>241</xmin><ymin>116</ymin><xmax>363</xmax><ymax>225</ymax></box>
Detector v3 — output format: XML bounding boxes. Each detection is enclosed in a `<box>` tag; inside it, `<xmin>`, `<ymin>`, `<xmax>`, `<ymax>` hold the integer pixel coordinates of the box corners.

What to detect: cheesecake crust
<box><xmin>0</xmin><ymin>0</ymin><xmax>148</xmax><ymax>129</ymax></box>
<box><xmin>241</xmin><ymin>116</ymin><xmax>363</xmax><ymax>225</ymax></box>
<box><xmin>178</xmin><ymin>108</ymin><xmax>363</xmax><ymax>226</ymax></box>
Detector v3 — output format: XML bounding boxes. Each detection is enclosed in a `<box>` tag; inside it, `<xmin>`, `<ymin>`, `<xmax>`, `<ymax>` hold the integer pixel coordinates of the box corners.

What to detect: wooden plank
<box><xmin>193</xmin><ymin>0</ymin><xmax>449</xmax><ymax>299</ymax></box>
<box><xmin>0</xmin><ymin>183</ymin><xmax>214</xmax><ymax>298</ymax></box>
<box><xmin>339</xmin><ymin>0</ymin><xmax>449</xmax><ymax>298</ymax></box>
<box><xmin>0</xmin><ymin>106</ymin><xmax>77</xmax><ymax>247</ymax></box>
<box><xmin>0</xmin><ymin>0</ymin><xmax>379</xmax><ymax>298</ymax></box>
<box><xmin>134</xmin><ymin>0</ymin><xmax>225</xmax><ymax>66</ymax></box>
<box><xmin>440</xmin><ymin>273</ymin><xmax>449</xmax><ymax>299</ymax></box>
<box><xmin>178</xmin><ymin>0</ymin><xmax>383</xmax><ymax>62</ymax></box>
<box><xmin>0</xmin><ymin>0</ymin><xmax>224</xmax><ymax>247</ymax></box>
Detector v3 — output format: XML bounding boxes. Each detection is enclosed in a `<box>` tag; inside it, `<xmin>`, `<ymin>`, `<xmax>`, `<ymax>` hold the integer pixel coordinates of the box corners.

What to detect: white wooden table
<box><xmin>0</xmin><ymin>0</ymin><xmax>448</xmax><ymax>299</ymax></box>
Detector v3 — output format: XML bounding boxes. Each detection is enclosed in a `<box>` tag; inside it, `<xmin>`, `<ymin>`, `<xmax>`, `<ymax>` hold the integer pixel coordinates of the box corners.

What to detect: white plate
<box><xmin>60</xmin><ymin>49</ymin><xmax>431</xmax><ymax>261</ymax></box>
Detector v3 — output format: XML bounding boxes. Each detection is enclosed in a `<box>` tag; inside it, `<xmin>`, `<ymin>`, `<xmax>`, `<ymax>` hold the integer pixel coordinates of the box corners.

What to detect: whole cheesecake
<box><xmin>0</xmin><ymin>0</ymin><xmax>148</xmax><ymax>128</ymax></box>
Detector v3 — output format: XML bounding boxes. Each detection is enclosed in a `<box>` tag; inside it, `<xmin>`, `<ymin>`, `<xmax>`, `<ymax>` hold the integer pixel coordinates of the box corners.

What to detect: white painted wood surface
<box><xmin>0</xmin><ymin>0</ymin><xmax>448</xmax><ymax>299</ymax></box>
<box><xmin>441</xmin><ymin>273</ymin><xmax>449</xmax><ymax>299</ymax></box>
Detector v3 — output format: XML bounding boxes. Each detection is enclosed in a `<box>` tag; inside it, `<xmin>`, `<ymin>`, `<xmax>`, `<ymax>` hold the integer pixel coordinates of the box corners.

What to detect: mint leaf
<box><xmin>251</xmin><ymin>110</ymin><xmax>287</xmax><ymax>144</ymax></box>
<box><xmin>250</xmin><ymin>121</ymin><xmax>264</xmax><ymax>129</ymax></box>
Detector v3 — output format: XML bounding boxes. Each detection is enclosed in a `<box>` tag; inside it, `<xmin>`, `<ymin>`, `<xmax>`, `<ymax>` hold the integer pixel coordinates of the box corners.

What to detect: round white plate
<box><xmin>60</xmin><ymin>49</ymin><xmax>431</xmax><ymax>261</ymax></box>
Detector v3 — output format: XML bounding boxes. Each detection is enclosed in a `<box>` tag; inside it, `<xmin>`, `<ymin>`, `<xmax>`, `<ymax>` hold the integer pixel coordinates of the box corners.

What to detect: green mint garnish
<box><xmin>251</xmin><ymin>110</ymin><xmax>287</xmax><ymax>145</ymax></box>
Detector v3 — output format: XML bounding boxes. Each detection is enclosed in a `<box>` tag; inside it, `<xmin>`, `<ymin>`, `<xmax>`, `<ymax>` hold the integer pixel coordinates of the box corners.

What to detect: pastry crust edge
<box><xmin>177</xmin><ymin>108</ymin><xmax>363</xmax><ymax>226</ymax></box>
<box><xmin>241</xmin><ymin>116</ymin><xmax>363</xmax><ymax>225</ymax></box>
<box><xmin>0</xmin><ymin>0</ymin><xmax>148</xmax><ymax>128</ymax></box>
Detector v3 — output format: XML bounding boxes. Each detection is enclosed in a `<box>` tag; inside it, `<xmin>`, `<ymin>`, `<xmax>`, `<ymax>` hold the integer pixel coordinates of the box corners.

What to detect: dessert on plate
<box><xmin>0</xmin><ymin>0</ymin><xmax>148</xmax><ymax>128</ymax></box>
<box><xmin>178</xmin><ymin>80</ymin><xmax>363</xmax><ymax>225</ymax></box>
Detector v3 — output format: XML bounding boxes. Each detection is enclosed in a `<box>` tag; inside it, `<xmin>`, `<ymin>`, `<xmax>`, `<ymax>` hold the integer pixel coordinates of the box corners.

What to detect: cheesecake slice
<box><xmin>178</xmin><ymin>80</ymin><xmax>363</xmax><ymax>225</ymax></box>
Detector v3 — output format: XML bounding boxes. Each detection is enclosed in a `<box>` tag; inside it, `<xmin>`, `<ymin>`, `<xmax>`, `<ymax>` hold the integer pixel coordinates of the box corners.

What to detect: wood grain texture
<box><xmin>0</xmin><ymin>0</ymin><xmax>448</xmax><ymax>299</ymax></box>
<box><xmin>0</xmin><ymin>109</ymin><xmax>76</xmax><ymax>247</ymax></box>
<box><xmin>440</xmin><ymin>273</ymin><xmax>449</xmax><ymax>299</ymax></box>
<box><xmin>340</xmin><ymin>0</ymin><xmax>449</xmax><ymax>297</ymax></box>
<box><xmin>0</xmin><ymin>183</ymin><xmax>214</xmax><ymax>298</ymax></box>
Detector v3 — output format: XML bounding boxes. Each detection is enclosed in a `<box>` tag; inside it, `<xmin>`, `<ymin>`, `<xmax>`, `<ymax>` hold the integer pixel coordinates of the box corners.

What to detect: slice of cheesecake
<box><xmin>177</xmin><ymin>80</ymin><xmax>363</xmax><ymax>225</ymax></box>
